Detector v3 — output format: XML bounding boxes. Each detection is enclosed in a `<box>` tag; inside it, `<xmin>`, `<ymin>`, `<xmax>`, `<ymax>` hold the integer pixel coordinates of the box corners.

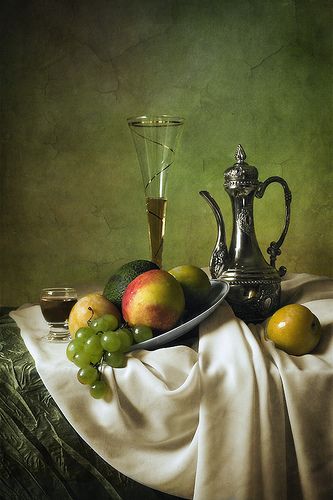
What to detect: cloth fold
<box><xmin>10</xmin><ymin>273</ymin><xmax>333</xmax><ymax>500</ymax></box>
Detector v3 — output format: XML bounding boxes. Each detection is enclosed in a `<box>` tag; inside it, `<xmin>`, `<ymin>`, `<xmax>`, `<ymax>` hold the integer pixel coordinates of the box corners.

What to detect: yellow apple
<box><xmin>68</xmin><ymin>293</ymin><xmax>121</xmax><ymax>337</ymax></box>
<box><xmin>266</xmin><ymin>304</ymin><xmax>322</xmax><ymax>355</ymax></box>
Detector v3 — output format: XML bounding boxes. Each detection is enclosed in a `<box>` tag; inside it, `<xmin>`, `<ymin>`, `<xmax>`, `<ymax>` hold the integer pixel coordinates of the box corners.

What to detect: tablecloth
<box><xmin>10</xmin><ymin>273</ymin><xmax>333</xmax><ymax>500</ymax></box>
<box><xmin>0</xmin><ymin>310</ymin><xmax>184</xmax><ymax>500</ymax></box>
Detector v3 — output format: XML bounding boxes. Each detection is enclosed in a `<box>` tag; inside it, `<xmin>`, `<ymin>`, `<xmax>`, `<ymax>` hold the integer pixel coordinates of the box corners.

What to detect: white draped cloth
<box><xmin>10</xmin><ymin>273</ymin><xmax>333</xmax><ymax>500</ymax></box>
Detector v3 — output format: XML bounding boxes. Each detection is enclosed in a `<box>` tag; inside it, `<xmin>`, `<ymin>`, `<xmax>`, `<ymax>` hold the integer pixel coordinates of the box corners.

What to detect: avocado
<box><xmin>103</xmin><ymin>260</ymin><xmax>159</xmax><ymax>308</ymax></box>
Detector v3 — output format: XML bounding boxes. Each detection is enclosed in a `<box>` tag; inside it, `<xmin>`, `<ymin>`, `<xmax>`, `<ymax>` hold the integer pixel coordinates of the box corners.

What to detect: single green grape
<box><xmin>102</xmin><ymin>313</ymin><xmax>120</xmax><ymax>330</ymax></box>
<box><xmin>90</xmin><ymin>380</ymin><xmax>108</xmax><ymax>399</ymax></box>
<box><xmin>90</xmin><ymin>314</ymin><xmax>119</xmax><ymax>333</ymax></box>
<box><xmin>75</xmin><ymin>326</ymin><xmax>95</xmax><ymax>343</ymax></box>
<box><xmin>104</xmin><ymin>351</ymin><xmax>127</xmax><ymax>368</ymax></box>
<box><xmin>100</xmin><ymin>331</ymin><xmax>122</xmax><ymax>352</ymax></box>
<box><xmin>132</xmin><ymin>325</ymin><xmax>153</xmax><ymax>343</ymax></box>
<box><xmin>66</xmin><ymin>339</ymin><xmax>84</xmax><ymax>362</ymax></box>
<box><xmin>84</xmin><ymin>334</ymin><xmax>103</xmax><ymax>359</ymax></box>
<box><xmin>115</xmin><ymin>328</ymin><xmax>133</xmax><ymax>351</ymax></box>
<box><xmin>90</xmin><ymin>352</ymin><xmax>103</xmax><ymax>365</ymax></box>
<box><xmin>77</xmin><ymin>366</ymin><xmax>99</xmax><ymax>385</ymax></box>
<box><xmin>73</xmin><ymin>351</ymin><xmax>91</xmax><ymax>368</ymax></box>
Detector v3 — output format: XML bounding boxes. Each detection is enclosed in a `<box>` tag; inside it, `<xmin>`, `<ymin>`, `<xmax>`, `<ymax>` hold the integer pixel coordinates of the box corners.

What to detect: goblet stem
<box><xmin>146</xmin><ymin>196</ymin><xmax>167</xmax><ymax>268</ymax></box>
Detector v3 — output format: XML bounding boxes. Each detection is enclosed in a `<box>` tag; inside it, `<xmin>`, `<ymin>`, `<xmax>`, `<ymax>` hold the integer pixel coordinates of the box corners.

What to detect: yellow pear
<box><xmin>68</xmin><ymin>293</ymin><xmax>121</xmax><ymax>337</ymax></box>
<box><xmin>266</xmin><ymin>304</ymin><xmax>322</xmax><ymax>355</ymax></box>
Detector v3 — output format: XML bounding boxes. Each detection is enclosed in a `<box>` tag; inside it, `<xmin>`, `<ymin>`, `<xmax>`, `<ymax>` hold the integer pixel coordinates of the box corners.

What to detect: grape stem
<box><xmin>98</xmin><ymin>352</ymin><xmax>107</xmax><ymax>380</ymax></box>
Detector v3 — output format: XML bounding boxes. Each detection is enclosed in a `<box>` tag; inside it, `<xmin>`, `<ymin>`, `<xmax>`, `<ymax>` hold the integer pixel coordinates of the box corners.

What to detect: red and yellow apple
<box><xmin>266</xmin><ymin>303</ymin><xmax>322</xmax><ymax>355</ymax></box>
<box><xmin>68</xmin><ymin>293</ymin><xmax>121</xmax><ymax>337</ymax></box>
<box><xmin>122</xmin><ymin>269</ymin><xmax>185</xmax><ymax>332</ymax></box>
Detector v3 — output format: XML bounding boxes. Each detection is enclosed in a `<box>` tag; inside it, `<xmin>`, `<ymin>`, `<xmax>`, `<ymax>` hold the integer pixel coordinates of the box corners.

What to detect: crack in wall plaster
<box><xmin>43</xmin><ymin>130</ymin><xmax>60</xmax><ymax>159</ymax></box>
<box><xmin>91</xmin><ymin>206</ymin><xmax>128</xmax><ymax>233</ymax></box>
<box><xmin>73</xmin><ymin>26</ymin><xmax>173</xmax><ymax>99</ymax></box>
<box><xmin>41</xmin><ymin>113</ymin><xmax>61</xmax><ymax>158</ymax></box>
<box><xmin>47</xmin><ymin>205</ymin><xmax>61</xmax><ymax>228</ymax></box>
<box><xmin>95</xmin><ymin>82</ymin><xmax>119</xmax><ymax>102</ymax></box>
<box><xmin>80</xmin><ymin>259</ymin><xmax>114</xmax><ymax>276</ymax></box>
<box><xmin>112</xmin><ymin>30</ymin><xmax>170</xmax><ymax>60</ymax></box>
<box><xmin>250</xmin><ymin>45</ymin><xmax>287</xmax><ymax>71</ymax></box>
<box><xmin>39</xmin><ymin>54</ymin><xmax>68</xmax><ymax>72</ymax></box>
<box><xmin>42</xmin><ymin>71</ymin><xmax>61</xmax><ymax>99</ymax></box>
<box><xmin>42</xmin><ymin>137</ymin><xmax>60</xmax><ymax>159</ymax></box>
<box><xmin>73</xmin><ymin>38</ymin><xmax>120</xmax><ymax>100</ymax></box>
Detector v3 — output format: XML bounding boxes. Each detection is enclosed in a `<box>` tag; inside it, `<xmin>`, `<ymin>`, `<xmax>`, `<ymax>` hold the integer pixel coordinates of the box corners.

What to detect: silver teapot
<box><xmin>200</xmin><ymin>145</ymin><xmax>292</xmax><ymax>323</ymax></box>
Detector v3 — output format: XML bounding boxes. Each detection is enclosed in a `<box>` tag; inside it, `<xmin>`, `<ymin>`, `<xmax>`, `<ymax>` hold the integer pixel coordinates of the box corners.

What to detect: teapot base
<box><xmin>222</xmin><ymin>276</ymin><xmax>281</xmax><ymax>323</ymax></box>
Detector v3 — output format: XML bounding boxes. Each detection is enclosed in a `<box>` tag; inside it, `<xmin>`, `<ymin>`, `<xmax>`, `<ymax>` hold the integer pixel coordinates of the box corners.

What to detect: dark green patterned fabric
<box><xmin>0</xmin><ymin>312</ymin><xmax>184</xmax><ymax>500</ymax></box>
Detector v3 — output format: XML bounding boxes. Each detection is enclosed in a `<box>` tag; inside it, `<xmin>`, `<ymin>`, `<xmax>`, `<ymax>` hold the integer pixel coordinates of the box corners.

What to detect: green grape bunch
<box><xmin>66</xmin><ymin>312</ymin><xmax>153</xmax><ymax>399</ymax></box>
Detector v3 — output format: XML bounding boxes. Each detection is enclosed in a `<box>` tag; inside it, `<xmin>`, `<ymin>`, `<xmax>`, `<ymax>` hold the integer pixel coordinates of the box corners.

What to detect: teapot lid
<box><xmin>224</xmin><ymin>145</ymin><xmax>259</xmax><ymax>187</ymax></box>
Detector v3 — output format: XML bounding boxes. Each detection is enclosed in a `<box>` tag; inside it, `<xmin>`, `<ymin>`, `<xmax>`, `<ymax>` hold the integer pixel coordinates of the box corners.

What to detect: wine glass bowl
<box><xmin>127</xmin><ymin>115</ymin><xmax>184</xmax><ymax>268</ymax></box>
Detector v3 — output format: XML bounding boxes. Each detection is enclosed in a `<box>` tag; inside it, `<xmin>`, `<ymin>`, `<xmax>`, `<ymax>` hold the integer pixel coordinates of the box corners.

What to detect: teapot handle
<box><xmin>255</xmin><ymin>176</ymin><xmax>292</xmax><ymax>276</ymax></box>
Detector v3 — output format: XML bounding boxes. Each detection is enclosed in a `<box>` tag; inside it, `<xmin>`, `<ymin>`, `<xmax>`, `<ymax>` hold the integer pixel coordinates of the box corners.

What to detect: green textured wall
<box><xmin>1</xmin><ymin>0</ymin><xmax>332</xmax><ymax>305</ymax></box>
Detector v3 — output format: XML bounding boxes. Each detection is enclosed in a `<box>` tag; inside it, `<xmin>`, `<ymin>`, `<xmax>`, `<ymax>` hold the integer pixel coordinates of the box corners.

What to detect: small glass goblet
<box><xmin>40</xmin><ymin>287</ymin><xmax>77</xmax><ymax>342</ymax></box>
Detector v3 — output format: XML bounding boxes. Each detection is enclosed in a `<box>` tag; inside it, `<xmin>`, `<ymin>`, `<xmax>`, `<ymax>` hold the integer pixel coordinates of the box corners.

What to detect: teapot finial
<box><xmin>235</xmin><ymin>144</ymin><xmax>246</xmax><ymax>164</ymax></box>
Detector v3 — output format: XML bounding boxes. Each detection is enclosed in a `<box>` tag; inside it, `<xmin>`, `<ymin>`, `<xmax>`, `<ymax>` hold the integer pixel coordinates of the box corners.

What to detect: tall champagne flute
<box><xmin>127</xmin><ymin>115</ymin><xmax>184</xmax><ymax>268</ymax></box>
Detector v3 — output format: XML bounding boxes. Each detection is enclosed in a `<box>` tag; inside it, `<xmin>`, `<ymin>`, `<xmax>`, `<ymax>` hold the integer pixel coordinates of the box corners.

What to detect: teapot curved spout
<box><xmin>199</xmin><ymin>190</ymin><xmax>229</xmax><ymax>279</ymax></box>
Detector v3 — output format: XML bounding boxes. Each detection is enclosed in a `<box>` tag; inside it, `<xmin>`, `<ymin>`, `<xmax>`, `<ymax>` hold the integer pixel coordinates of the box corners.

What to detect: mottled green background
<box><xmin>1</xmin><ymin>0</ymin><xmax>332</xmax><ymax>305</ymax></box>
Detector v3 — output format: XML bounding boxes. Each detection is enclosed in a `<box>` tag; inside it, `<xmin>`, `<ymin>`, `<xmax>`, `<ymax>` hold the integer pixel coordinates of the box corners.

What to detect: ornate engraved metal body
<box><xmin>200</xmin><ymin>145</ymin><xmax>292</xmax><ymax>323</ymax></box>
